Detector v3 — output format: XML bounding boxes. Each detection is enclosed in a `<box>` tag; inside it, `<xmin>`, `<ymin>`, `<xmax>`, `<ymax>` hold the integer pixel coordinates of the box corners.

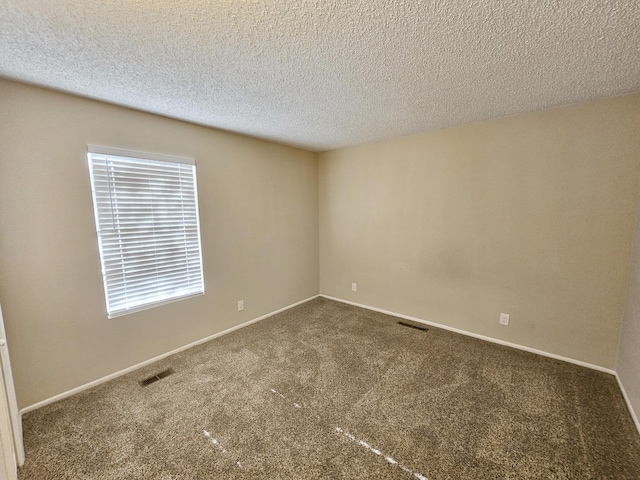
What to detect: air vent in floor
<box><xmin>139</xmin><ymin>368</ymin><xmax>175</xmax><ymax>387</ymax></box>
<box><xmin>397</xmin><ymin>321</ymin><xmax>428</xmax><ymax>332</ymax></box>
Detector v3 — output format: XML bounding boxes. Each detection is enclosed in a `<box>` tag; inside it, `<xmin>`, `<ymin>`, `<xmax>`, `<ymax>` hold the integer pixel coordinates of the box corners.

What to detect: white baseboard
<box><xmin>615</xmin><ymin>372</ymin><xmax>640</xmax><ymax>436</ymax></box>
<box><xmin>20</xmin><ymin>295</ymin><xmax>320</xmax><ymax>415</ymax></box>
<box><xmin>20</xmin><ymin>293</ymin><xmax>625</xmax><ymax>418</ymax></box>
<box><xmin>320</xmin><ymin>295</ymin><xmax>616</xmax><ymax>375</ymax></box>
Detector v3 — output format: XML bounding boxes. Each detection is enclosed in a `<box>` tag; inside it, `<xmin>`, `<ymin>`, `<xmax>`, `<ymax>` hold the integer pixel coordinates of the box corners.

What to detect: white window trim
<box><xmin>88</xmin><ymin>145</ymin><xmax>195</xmax><ymax>165</ymax></box>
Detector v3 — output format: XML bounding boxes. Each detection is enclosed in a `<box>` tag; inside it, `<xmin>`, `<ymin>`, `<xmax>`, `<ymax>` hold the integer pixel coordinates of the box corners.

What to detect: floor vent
<box><xmin>139</xmin><ymin>368</ymin><xmax>175</xmax><ymax>387</ymax></box>
<box><xmin>397</xmin><ymin>321</ymin><xmax>428</xmax><ymax>332</ymax></box>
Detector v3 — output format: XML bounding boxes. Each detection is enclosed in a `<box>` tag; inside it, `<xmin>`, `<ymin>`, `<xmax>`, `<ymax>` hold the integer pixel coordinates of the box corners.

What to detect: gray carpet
<box><xmin>17</xmin><ymin>298</ymin><xmax>640</xmax><ymax>479</ymax></box>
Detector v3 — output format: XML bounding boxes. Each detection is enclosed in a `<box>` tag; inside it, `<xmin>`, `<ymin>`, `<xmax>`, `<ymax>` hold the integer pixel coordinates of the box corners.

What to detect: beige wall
<box><xmin>2</xmin><ymin>77</ymin><xmax>639</xmax><ymax>409</ymax></box>
<box><xmin>618</xmin><ymin>196</ymin><xmax>640</xmax><ymax>427</ymax></box>
<box><xmin>0</xmin><ymin>79</ymin><xmax>319</xmax><ymax>409</ymax></box>
<box><xmin>319</xmin><ymin>94</ymin><xmax>640</xmax><ymax>368</ymax></box>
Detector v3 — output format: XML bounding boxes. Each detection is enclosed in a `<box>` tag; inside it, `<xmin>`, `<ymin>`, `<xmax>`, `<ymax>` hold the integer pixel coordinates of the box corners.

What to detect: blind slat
<box><xmin>106</xmin><ymin>274</ymin><xmax>203</xmax><ymax>298</ymax></box>
<box><xmin>98</xmin><ymin>237</ymin><xmax>202</xmax><ymax>250</ymax></box>
<box><xmin>104</xmin><ymin>261</ymin><xmax>203</xmax><ymax>282</ymax></box>
<box><xmin>106</xmin><ymin>277</ymin><xmax>204</xmax><ymax>298</ymax></box>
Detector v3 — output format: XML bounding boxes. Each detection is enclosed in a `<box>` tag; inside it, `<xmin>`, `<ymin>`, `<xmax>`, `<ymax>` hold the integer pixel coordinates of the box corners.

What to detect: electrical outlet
<box><xmin>352</xmin><ymin>283</ymin><xmax>357</xmax><ymax>292</ymax></box>
<box><xmin>238</xmin><ymin>300</ymin><xmax>244</xmax><ymax>311</ymax></box>
<box><xmin>499</xmin><ymin>313</ymin><xmax>510</xmax><ymax>326</ymax></box>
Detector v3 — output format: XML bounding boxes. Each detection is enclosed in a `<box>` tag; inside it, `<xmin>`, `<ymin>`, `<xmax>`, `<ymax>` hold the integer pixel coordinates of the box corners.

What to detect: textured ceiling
<box><xmin>1</xmin><ymin>1</ymin><xmax>639</xmax><ymax>151</ymax></box>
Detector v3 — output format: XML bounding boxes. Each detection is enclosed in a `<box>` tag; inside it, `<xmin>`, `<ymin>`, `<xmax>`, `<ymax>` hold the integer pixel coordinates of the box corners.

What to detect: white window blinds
<box><xmin>88</xmin><ymin>146</ymin><xmax>204</xmax><ymax>318</ymax></box>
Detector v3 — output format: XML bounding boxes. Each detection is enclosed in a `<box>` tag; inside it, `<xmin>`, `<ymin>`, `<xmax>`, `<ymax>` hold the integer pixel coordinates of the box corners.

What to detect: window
<box><xmin>88</xmin><ymin>146</ymin><xmax>204</xmax><ymax>318</ymax></box>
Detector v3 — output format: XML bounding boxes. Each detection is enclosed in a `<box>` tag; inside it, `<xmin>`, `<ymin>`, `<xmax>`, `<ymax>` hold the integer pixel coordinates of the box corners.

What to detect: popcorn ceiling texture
<box><xmin>0</xmin><ymin>0</ymin><xmax>639</xmax><ymax>151</ymax></box>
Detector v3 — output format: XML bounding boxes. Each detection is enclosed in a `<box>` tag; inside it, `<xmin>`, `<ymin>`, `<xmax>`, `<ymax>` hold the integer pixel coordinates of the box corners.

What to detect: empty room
<box><xmin>1</xmin><ymin>1</ymin><xmax>640</xmax><ymax>479</ymax></box>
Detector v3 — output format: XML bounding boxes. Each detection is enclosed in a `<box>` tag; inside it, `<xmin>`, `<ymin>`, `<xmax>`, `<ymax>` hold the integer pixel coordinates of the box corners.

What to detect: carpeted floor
<box><xmin>17</xmin><ymin>298</ymin><xmax>640</xmax><ymax>479</ymax></box>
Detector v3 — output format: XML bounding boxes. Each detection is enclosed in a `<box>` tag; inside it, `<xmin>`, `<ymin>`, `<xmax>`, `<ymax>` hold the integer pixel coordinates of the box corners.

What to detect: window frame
<box><xmin>87</xmin><ymin>145</ymin><xmax>205</xmax><ymax>318</ymax></box>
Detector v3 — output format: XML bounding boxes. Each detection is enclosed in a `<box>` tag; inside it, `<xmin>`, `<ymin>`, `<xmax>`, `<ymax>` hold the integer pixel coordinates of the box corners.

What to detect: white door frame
<box><xmin>0</xmin><ymin>304</ymin><xmax>23</xmax><ymax>469</ymax></box>
<box><xmin>0</xmin><ymin>377</ymin><xmax>17</xmax><ymax>480</ymax></box>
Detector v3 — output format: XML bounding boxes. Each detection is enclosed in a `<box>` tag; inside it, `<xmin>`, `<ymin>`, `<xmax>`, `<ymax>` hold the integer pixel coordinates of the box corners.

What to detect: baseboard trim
<box><xmin>320</xmin><ymin>295</ymin><xmax>616</xmax><ymax>375</ymax></box>
<box><xmin>20</xmin><ymin>295</ymin><xmax>320</xmax><ymax>415</ymax></box>
<box><xmin>615</xmin><ymin>372</ymin><xmax>640</xmax><ymax>436</ymax></box>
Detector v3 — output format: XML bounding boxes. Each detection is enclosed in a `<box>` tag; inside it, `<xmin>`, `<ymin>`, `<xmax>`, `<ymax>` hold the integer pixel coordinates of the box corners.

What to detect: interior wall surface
<box><xmin>319</xmin><ymin>93</ymin><xmax>640</xmax><ymax>369</ymax></box>
<box><xmin>0</xmin><ymin>79</ymin><xmax>319</xmax><ymax>408</ymax></box>
<box><xmin>617</xmin><ymin>190</ymin><xmax>640</xmax><ymax>427</ymax></box>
